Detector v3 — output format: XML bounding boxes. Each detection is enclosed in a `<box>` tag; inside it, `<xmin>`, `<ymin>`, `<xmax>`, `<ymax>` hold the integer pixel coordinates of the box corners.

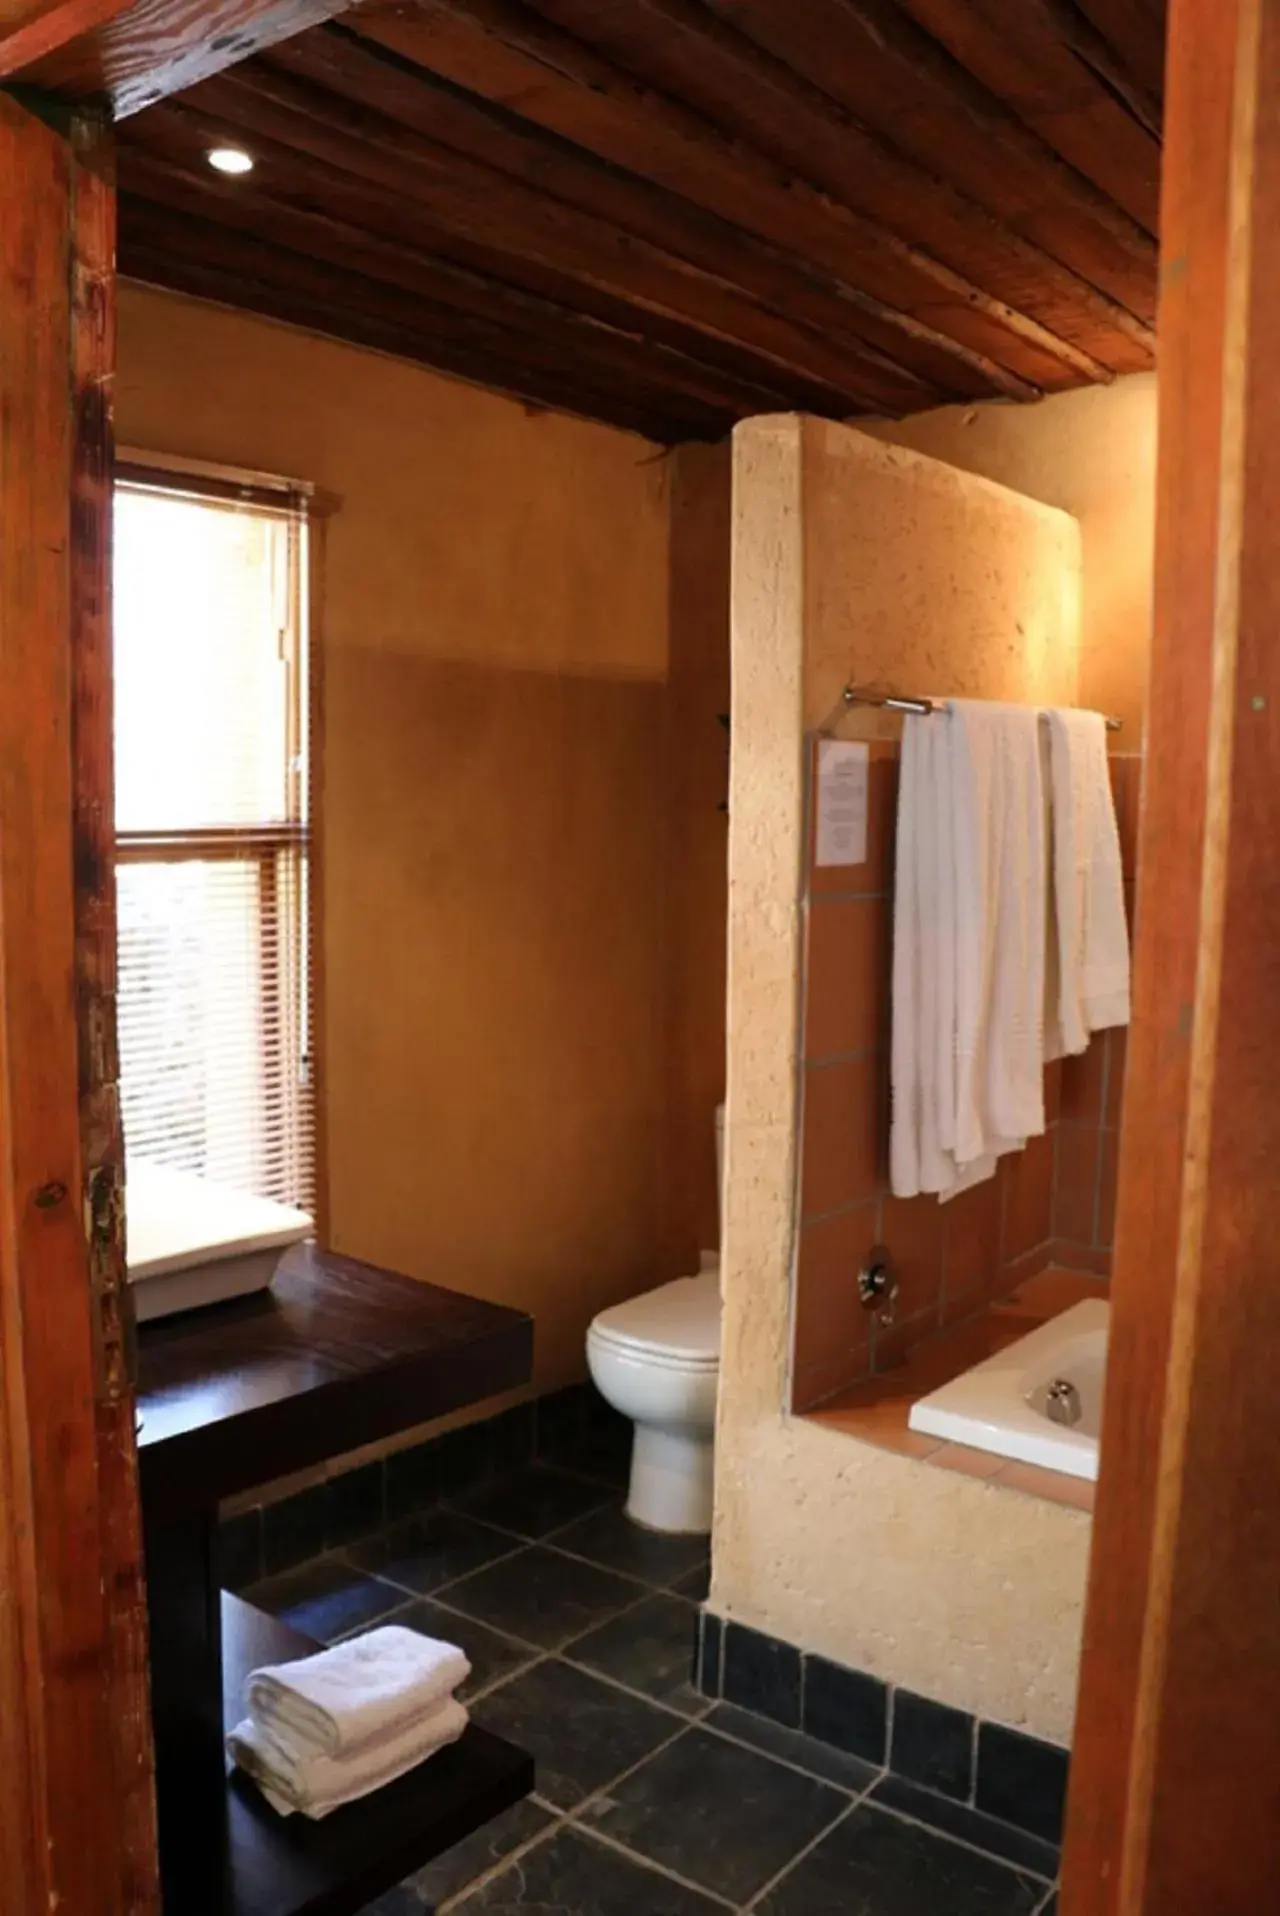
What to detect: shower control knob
<box><xmin>857</xmin><ymin>1246</ymin><xmax>899</xmax><ymax>1321</ymax></box>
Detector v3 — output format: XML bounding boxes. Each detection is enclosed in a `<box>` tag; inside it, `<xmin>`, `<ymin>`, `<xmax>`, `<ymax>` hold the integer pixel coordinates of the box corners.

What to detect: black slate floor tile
<box><xmin>551</xmin><ymin>1506</ymin><xmax>709</xmax><ymax>1588</ymax></box>
<box><xmin>757</xmin><ymin>1800</ymin><xmax>1044</xmax><ymax>1916</ymax></box>
<box><xmin>437</xmin><ymin>1544</ymin><xmax>645</xmax><ymax>1649</ymax></box>
<box><xmin>704</xmin><ymin>1702</ymin><xmax>882</xmax><ymax>1793</ymax></box>
<box><xmin>721</xmin><ymin>1620</ymin><xmax>802</xmax><ymax>1728</ymax></box>
<box><xmin>891</xmin><ymin>1687</ymin><xmax>975</xmax><ymax>1801</ymax></box>
<box><xmin>567</xmin><ymin>1593</ymin><xmax>706</xmax><ymax>1715</ymax></box>
<box><xmin>344</xmin><ymin>1511</ymin><xmax>517</xmax><ymax>1597</ymax></box>
<box><xmin>472</xmin><ymin>1659</ymin><xmax>680</xmax><ymax>1810</ymax></box>
<box><xmin>671</xmin><ymin>1560</ymin><xmax>711</xmax><ymax>1603</ymax></box>
<box><xmin>394</xmin><ymin>1598</ymin><xmax>540</xmax><ymax>1700</ymax></box>
<box><xmin>450</xmin><ymin>1466</ymin><xmax>616</xmax><ymax>1540</ymax></box>
<box><xmin>802</xmin><ymin>1653</ymin><xmax>888</xmax><ymax>1765</ymax></box>
<box><xmin>976</xmin><ymin>1723</ymin><xmax>1070</xmax><ymax>1845</ymax></box>
<box><xmin>868</xmin><ymin>1773</ymin><xmax>1061</xmax><ymax>1879</ymax></box>
<box><xmin>450</xmin><ymin>1825</ymin><xmax>724</xmax><ymax>1914</ymax></box>
<box><xmin>245</xmin><ymin>1557</ymin><xmax>407</xmax><ymax>1643</ymax></box>
<box><xmin>696</xmin><ymin>1610</ymin><xmax>722</xmax><ymax>1696</ymax></box>
<box><xmin>405</xmin><ymin>1796</ymin><xmax>559</xmax><ymax>1908</ymax></box>
<box><xmin>583</xmin><ymin>1723</ymin><xmax>845</xmax><ymax>1904</ymax></box>
<box><xmin>534</xmin><ymin>1384</ymin><xmax>591</xmax><ymax>1461</ymax></box>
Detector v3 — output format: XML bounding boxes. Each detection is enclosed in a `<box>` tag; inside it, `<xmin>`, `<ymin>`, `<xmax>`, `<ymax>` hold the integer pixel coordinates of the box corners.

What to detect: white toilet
<box><xmin>586</xmin><ymin>1109</ymin><xmax>724</xmax><ymax>1534</ymax></box>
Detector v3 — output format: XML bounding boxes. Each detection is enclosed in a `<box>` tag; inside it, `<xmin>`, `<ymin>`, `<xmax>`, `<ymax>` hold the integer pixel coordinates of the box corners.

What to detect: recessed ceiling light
<box><xmin>207</xmin><ymin>146</ymin><xmax>254</xmax><ymax>176</ymax></box>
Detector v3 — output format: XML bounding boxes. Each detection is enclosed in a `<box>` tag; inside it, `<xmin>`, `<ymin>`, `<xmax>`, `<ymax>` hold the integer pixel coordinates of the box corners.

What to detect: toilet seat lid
<box><xmin>591</xmin><ymin>1270</ymin><xmax>720</xmax><ymax>1366</ymax></box>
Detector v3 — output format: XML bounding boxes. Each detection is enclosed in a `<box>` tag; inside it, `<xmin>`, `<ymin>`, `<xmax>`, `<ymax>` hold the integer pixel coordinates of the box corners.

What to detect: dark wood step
<box><xmin>138</xmin><ymin>1242</ymin><xmax>534</xmax><ymax>1513</ymax></box>
<box><xmin>209</xmin><ymin>1594</ymin><xmax>533</xmax><ymax>1916</ymax></box>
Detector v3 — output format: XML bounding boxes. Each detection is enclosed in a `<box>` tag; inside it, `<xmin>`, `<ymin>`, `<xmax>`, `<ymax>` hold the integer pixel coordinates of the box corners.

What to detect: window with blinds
<box><xmin>113</xmin><ymin>467</ymin><xmax>314</xmax><ymax>1214</ymax></box>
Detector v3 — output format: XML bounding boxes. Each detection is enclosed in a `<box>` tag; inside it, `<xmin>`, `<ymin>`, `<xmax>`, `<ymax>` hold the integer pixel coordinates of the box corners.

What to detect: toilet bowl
<box><xmin>587</xmin><ymin>1267</ymin><xmax>721</xmax><ymax>1534</ymax></box>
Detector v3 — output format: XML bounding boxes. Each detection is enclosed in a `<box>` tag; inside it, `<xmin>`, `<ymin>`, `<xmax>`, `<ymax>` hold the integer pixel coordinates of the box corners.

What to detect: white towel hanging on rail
<box><xmin>1043</xmin><ymin>707</ymin><xmax>1131</xmax><ymax>1057</ymax></box>
<box><xmin>890</xmin><ymin>699</ymin><xmax>1047</xmax><ymax>1199</ymax></box>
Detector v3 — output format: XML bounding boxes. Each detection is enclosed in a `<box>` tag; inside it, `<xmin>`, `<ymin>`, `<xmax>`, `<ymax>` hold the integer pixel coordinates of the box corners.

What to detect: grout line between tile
<box><xmin>425</xmin><ymin>1577</ymin><xmax>657</xmax><ymax>1664</ymax></box>
<box><xmin>806</xmin><ymin>886</ymin><xmax>890</xmax><ymax>904</ymax></box>
<box><xmin>324</xmin><ymin>1595</ymin><xmax>417</xmax><ymax>1645</ymax></box>
<box><xmin>557</xmin><ymin>1648</ymin><xmax>713</xmax><ymax>1723</ymax></box>
<box><xmin>439</xmin><ymin>1667</ymin><xmax>700</xmax><ymax>1907</ymax></box>
<box><xmin>567</xmin><ymin>1823</ymin><xmax>740</xmax><ymax>1911</ymax></box>
<box><xmin>544</xmin><ymin>1541</ymin><xmax>705</xmax><ymax>1593</ymax></box>
<box><xmin>349</xmin><ymin>1536</ymin><xmax>532</xmax><ymax>1603</ymax></box>
<box><xmin>560</xmin><ymin>1716</ymin><xmax>695</xmax><ymax>1827</ymax></box>
<box><xmin>694</xmin><ymin>1714</ymin><xmax>886</xmax><ymax>1798</ymax></box>
<box><xmin>804</xmin><ymin>1043</ymin><xmax>881</xmax><ymax>1069</ymax></box>
<box><xmin>739</xmin><ymin>1797</ymin><xmax>858</xmax><ymax>1911</ymax></box>
<box><xmin>866</xmin><ymin>1795</ymin><xmax>1057</xmax><ymax>1885</ymax></box>
<box><xmin>463</xmin><ymin>1651</ymin><xmax>549</xmax><ymax>1705</ymax></box>
<box><xmin>435</xmin><ymin>1809</ymin><xmax>572</xmax><ymax>1912</ymax></box>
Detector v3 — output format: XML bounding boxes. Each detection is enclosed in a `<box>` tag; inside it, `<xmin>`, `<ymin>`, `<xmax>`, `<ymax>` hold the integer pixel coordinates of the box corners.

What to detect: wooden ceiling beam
<box><xmin>540</xmin><ymin>0</ymin><xmax>1157</xmax><ymax>313</ymax></box>
<box><xmin>118</xmin><ymin>204</ymin><xmax>734</xmax><ymax>439</ymax></box>
<box><xmin>364</xmin><ymin>0</ymin><xmax>1152</xmax><ymax>375</ymax></box>
<box><xmin>1034</xmin><ymin>0</ymin><xmax>1163</xmax><ymax>136</ymax></box>
<box><xmin>1069</xmin><ymin>0</ymin><xmax>1167</xmax><ymax>102</ymax></box>
<box><xmin>889</xmin><ymin>0</ymin><xmax>1162</xmax><ymax>224</ymax></box>
<box><xmin>254</xmin><ymin>31</ymin><xmax>1051</xmax><ymax>400</ymax></box>
<box><xmin>115</xmin><ymin>139</ymin><xmax>869</xmax><ymax>419</ymax></box>
<box><xmin>0</xmin><ymin>0</ymin><xmax>352</xmax><ymax>114</ymax></box>
<box><xmin>135</xmin><ymin>79</ymin><xmax>937</xmax><ymax>413</ymax></box>
<box><xmin>113</xmin><ymin>165</ymin><xmax>791</xmax><ymax>422</ymax></box>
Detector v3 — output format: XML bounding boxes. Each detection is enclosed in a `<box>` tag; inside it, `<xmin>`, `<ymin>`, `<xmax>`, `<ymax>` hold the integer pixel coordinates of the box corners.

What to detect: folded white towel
<box><xmin>891</xmin><ymin>701</ymin><xmax>1047</xmax><ymax>1199</ymax></box>
<box><xmin>245</xmin><ymin>1625</ymin><xmax>470</xmax><ymax>1762</ymax></box>
<box><xmin>229</xmin><ymin>1695</ymin><xmax>469</xmax><ymax>1819</ymax></box>
<box><xmin>1043</xmin><ymin>708</ymin><xmax>1130</xmax><ymax>1056</ymax></box>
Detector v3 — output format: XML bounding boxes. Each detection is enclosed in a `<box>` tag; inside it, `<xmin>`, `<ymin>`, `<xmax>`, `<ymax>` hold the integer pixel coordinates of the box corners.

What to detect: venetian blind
<box><xmin>113</xmin><ymin>469</ymin><xmax>314</xmax><ymax>1213</ymax></box>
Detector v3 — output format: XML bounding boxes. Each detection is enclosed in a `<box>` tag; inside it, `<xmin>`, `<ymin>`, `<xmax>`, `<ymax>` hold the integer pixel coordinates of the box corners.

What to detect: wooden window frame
<box><xmin>112</xmin><ymin>456</ymin><xmax>320</xmax><ymax>1217</ymax></box>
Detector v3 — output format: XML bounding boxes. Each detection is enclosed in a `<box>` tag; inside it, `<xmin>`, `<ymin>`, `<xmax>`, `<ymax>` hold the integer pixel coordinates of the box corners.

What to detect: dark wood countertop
<box><xmin>138</xmin><ymin>1243</ymin><xmax>534</xmax><ymax>1511</ymax></box>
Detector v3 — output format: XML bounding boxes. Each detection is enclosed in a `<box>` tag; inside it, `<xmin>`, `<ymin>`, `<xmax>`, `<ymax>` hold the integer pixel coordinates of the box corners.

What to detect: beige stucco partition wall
<box><xmin>711</xmin><ymin>415</ymin><xmax>1092</xmax><ymax>1744</ymax></box>
<box><xmin>862</xmin><ymin>372</ymin><xmax>1156</xmax><ymax>737</ymax></box>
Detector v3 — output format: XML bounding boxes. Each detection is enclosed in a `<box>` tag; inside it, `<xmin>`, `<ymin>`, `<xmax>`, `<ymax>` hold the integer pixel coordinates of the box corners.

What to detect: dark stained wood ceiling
<box><xmin>115</xmin><ymin>0</ymin><xmax>1167</xmax><ymax>442</ymax></box>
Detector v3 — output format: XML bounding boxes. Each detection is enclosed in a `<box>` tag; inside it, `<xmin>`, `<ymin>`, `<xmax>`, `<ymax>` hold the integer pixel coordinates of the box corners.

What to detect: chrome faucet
<box><xmin>857</xmin><ymin>1246</ymin><xmax>899</xmax><ymax>1323</ymax></box>
<box><xmin>1045</xmin><ymin>1378</ymin><xmax>1082</xmax><ymax>1427</ymax></box>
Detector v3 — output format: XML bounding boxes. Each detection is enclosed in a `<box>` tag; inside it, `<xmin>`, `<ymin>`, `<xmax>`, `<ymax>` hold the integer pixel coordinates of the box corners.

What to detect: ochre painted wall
<box><xmin>116</xmin><ymin>282</ymin><xmax>674</xmax><ymax>1397</ymax></box>
<box><xmin>713</xmin><ymin>416</ymin><xmax>1091</xmax><ymax>1745</ymax></box>
<box><xmin>661</xmin><ymin>442</ymin><xmax>731</xmax><ymax>1276</ymax></box>
<box><xmin>862</xmin><ymin>373</ymin><xmax>1157</xmax><ymax>737</ymax></box>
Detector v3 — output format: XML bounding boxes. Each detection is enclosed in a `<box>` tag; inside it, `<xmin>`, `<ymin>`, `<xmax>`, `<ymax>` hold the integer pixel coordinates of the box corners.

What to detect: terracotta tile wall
<box><xmin>791</xmin><ymin>745</ymin><xmax>1142</xmax><ymax>1415</ymax></box>
<box><xmin>792</xmin><ymin>743</ymin><xmax>1047</xmax><ymax>1411</ymax></box>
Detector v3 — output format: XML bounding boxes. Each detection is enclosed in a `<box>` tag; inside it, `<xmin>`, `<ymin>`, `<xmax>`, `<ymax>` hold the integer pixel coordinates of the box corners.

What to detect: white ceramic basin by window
<box><xmin>126</xmin><ymin>1160</ymin><xmax>311</xmax><ymax>1322</ymax></box>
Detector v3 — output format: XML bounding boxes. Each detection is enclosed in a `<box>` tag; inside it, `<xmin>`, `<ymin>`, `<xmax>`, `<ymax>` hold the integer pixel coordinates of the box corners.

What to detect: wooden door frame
<box><xmin>5</xmin><ymin>0</ymin><xmax>1280</xmax><ymax>1908</ymax></box>
<box><xmin>0</xmin><ymin>95</ymin><xmax>157</xmax><ymax>1915</ymax></box>
<box><xmin>1063</xmin><ymin>0</ymin><xmax>1280</xmax><ymax>1910</ymax></box>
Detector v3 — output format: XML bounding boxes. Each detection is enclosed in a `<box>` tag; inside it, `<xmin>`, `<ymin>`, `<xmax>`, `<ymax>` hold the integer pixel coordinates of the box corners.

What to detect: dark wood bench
<box><xmin>138</xmin><ymin>1243</ymin><xmax>535</xmax><ymax>1915</ymax></box>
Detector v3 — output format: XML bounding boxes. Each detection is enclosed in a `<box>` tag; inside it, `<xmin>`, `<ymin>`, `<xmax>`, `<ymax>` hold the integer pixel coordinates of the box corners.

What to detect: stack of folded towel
<box><xmin>227</xmin><ymin>1624</ymin><xmax>471</xmax><ymax>1819</ymax></box>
